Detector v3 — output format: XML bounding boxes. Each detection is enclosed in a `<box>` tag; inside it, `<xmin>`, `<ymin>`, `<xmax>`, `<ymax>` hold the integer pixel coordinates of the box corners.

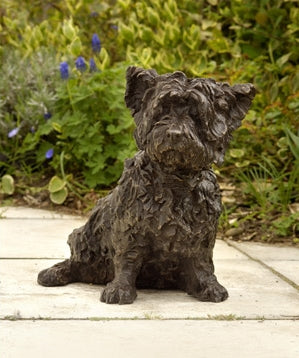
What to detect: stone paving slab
<box><xmin>0</xmin><ymin>217</ymin><xmax>245</xmax><ymax>260</ymax></box>
<box><xmin>1</xmin><ymin>320</ymin><xmax>299</xmax><ymax>358</ymax></box>
<box><xmin>1</xmin><ymin>259</ymin><xmax>298</xmax><ymax>320</ymax></box>
<box><xmin>0</xmin><ymin>218</ymin><xmax>85</xmax><ymax>258</ymax></box>
<box><xmin>228</xmin><ymin>240</ymin><xmax>299</xmax><ymax>286</ymax></box>
<box><xmin>0</xmin><ymin>206</ymin><xmax>85</xmax><ymax>220</ymax></box>
<box><xmin>1</xmin><ymin>207</ymin><xmax>299</xmax><ymax>357</ymax></box>
<box><xmin>229</xmin><ymin>240</ymin><xmax>299</xmax><ymax>261</ymax></box>
<box><xmin>264</xmin><ymin>261</ymin><xmax>299</xmax><ymax>286</ymax></box>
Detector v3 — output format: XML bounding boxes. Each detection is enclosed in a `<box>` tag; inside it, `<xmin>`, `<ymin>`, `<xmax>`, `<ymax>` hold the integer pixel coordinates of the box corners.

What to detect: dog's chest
<box><xmin>157</xmin><ymin>181</ymin><xmax>219</xmax><ymax>221</ymax></box>
<box><xmin>148</xmin><ymin>173</ymin><xmax>221</xmax><ymax>249</ymax></box>
<box><xmin>117</xmin><ymin>156</ymin><xmax>221</xmax><ymax>253</ymax></box>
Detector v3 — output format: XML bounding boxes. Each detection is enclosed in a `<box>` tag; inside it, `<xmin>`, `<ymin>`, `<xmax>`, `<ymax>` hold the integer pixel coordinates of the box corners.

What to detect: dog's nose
<box><xmin>166</xmin><ymin>129</ymin><xmax>182</xmax><ymax>140</ymax></box>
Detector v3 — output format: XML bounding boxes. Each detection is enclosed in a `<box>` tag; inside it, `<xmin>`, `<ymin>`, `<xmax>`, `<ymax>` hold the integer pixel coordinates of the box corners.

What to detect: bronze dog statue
<box><xmin>38</xmin><ymin>66</ymin><xmax>255</xmax><ymax>304</ymax></box>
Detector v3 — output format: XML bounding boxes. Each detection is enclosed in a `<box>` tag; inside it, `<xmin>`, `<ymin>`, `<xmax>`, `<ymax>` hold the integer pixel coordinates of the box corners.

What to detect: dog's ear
<box><xmin>125</xmin><ymin>66</ymin><xmax>157</xmax><ymax>115</ymax></box>
<box><xmin>229</xmin><ymin>83</ymin><xmax>256</xmax><ymax>131</ymax></box>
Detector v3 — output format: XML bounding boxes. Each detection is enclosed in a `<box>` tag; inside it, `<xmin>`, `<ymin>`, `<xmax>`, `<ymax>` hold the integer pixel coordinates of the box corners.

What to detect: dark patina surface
<box><xmin>38</xmin><ymin>66</ymin><xmax>255</xmax><ymax>304</ymax></box>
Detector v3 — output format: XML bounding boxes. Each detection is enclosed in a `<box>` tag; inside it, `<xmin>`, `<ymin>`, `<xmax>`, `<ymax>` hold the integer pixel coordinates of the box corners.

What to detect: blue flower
<box><xmin>45</xmin><ymin>148</ymin><xmax>54</xmax><ymax>159</ymax></box>
<box><xmin>91</xmin><ymin>34</ymin><xmax>101</xmax><ymax>53</ymax></box>
<box><xmin>44</xmin><ymin>112</ymin><xmax>52</xmax><ymax>120</ymax></box>
<box><xmin>89</xmin><ymin>58</ymin><xmax>97</xmax><ymax>72</ymax></box>
<box><xmin>111</xmin><ymin>25</ymin><xmax>118</xmax><ymax>31</ymax></box>
<box><xmin>60</xmin><ymin>62</ymin><xmax>69</xmax><ymax>79</ymax></box>
<box><xmin>75</xmin><ymin>56</ymin><xmax>86</xmax><ymax>72</ymax></box>
<box><xmin>8</xmin><ymin>127</ymin><xmax>19</xmax><ymax>138</ymax></box>
<box><xmin>90</xmin><ymin>12</ymin><xmax>99</xmax><ymax>17</ymax></box>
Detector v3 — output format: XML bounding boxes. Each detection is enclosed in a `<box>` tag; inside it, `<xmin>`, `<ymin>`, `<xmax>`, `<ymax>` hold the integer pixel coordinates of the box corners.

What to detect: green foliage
<box><xmin>116</xmin><ymin>0</ymin><xmax>219</xmax><ymax>76</ymax></box>
<box><xmin>0</xmin><ymin>49</ymin><xmax>58</xmax><ymax>176</ymax></box>
<box><xmin>239</xmin><ymin>158</ymin><xmax>298</xmax><ymax>214</ymax></box>
<box><xmin>237</xmin><ymin>128</ymin><xmax>299</xmax><ymax>239</ymax></box>
<box><xmin>0</xmin><ymin>48</ymin><xmax>136</xmax><ymax>190</ymax></box>
<box><xmin>115</xmin><ymin>0</ymin><xmax>298</xmax><ymax>162</ymax></box>
<box><xmin>49</xmin><ymin>175</ymin><xmax>66</xmax><ymax>193</ymax></box>
<box><xmin>1</xmin><ymin>174</ymin><xmax>15</xmax><ymax>195</ymax></box>
<box><xmin>0</xmin><ymin>0</ymin><xmax>298</xmax><ymax>240</ymax></box>
<box><xmin>50</xmin><ymin>186</ymin><xmax>69</xmax><ymax>205</ymax></box>
<box><xmin>48</xmin><ymin>176</ymin><xmax>68</xmax><ymax>204</ymax></box>
<box><xmin>285</xmin><ymin>126</ymin><xmax>299</xmax><ymax>160</ymax></box>
<box><xmin>0</xmin><ymin>1</ymin><xmax>119</xmax><ymax>60</ymax></box>
<box><xmin>271</xmin><ymin>213</ymin><xmax>299</xmax><ymax>238</ymax></box>
<box><xmin>50</xmin><ymin>65</ymin><xmax>136</xmax><ymax>187</ymax></box>
<box><xmin>115</xmin><ymin>0</ymin><xmax>299</xmax><ymax>241</ymax></box>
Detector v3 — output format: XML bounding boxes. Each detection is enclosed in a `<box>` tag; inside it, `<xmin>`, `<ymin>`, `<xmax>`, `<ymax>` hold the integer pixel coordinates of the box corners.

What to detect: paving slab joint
<box><xmin>225</xmin><ymin>239</ymin><xmax>299</xmax><ymax>292</ymax></box>
<box><xmin>1</xmin><ymin>316</ymin><xmax>299</xmax><ymax>322</ymax></box>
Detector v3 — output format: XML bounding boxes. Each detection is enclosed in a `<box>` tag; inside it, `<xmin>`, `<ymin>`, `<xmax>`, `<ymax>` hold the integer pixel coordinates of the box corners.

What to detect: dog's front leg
<box><xmin>183</xmin><ymin>256</ymin><xmax>228</xmax><ymax>303</ymax></box>
<box><xmin>100</xmin><ymin>247</ymin><xmax>144</xmax><ymax>304</ymax></box>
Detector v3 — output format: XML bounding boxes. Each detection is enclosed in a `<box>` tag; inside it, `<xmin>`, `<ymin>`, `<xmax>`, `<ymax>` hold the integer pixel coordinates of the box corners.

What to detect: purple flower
<box><xmin>30</xmin><ymin>126</ymin><xmax>35</xmax><ymax>133</ymax></box>
<box><xmin>60</xmin><ymin>62</ymin><xmax>69</xmax><ymax>79</ymax></box>
<box><xmin>44</xmin><ymin>112</ymin><xmax>52</xmax><ymax>120</ymax></box>
<box><xmin>91</xmin><ymin>34</ymin><xmax>101</xmax><ymax>53</ymax></box>
<box><xmin>75</xmin><ymin>56</ymin><xmax>86</xmax><ymax>72</ymax></box>
<box><xmin>8</xmin><ymin>127</ymin><xmax>19</xmax><ymax>138</ymax></box>
<box><xmin>45</xmin><ymin>148</ymin><xmax>54</xmax><ymax>159</ymax></box>
<box><xmin>89</xmin><ymin>58</ymin><xmax>97</xmax><ymax>72</ymax></box>
<box><xmin>111</xmin><ymin>25</ymin><xmax>118</xmax><ymax>31</ymax></box>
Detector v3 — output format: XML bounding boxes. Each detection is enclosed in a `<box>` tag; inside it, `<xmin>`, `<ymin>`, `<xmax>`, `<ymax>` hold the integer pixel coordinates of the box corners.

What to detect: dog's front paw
<box><xmin>100</xmin><ymin>281</ymin><xmax>137</xmax><ymax>304</ymax></box>
<box><xmin>195</xmin><ymin>281</ymin><xmax>228</xmax><ymax>303</ymax></box>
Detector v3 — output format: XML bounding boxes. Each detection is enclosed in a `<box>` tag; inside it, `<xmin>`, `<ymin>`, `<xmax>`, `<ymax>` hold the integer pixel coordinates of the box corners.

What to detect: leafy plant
<box><xmin>239</xmin><ymin>154</ymin><xmax>298</xmax><ymax>214</ymax></box>
<box><xmin>0</xmin><ymin>47</ymin><xmax>136</xmax><ymax>191</ymax></box>
<box><xmin>48</xmin><ymin>63</ymin><xmax>136</xmax><ymax>187</ymax></box>
<box><xmin>0</xmin><ymin>0</ymin><xmax>298</xmax><ymax>242</ymax></box>
<box><xmin>271</xmin><ymin>213</ymin><xmax>299</xmax><ymax>238</ymax></box>
<box><xmin>236</xmin><ymin>127</ymin><xmax>299</xmax><ymax>240</ymax></box>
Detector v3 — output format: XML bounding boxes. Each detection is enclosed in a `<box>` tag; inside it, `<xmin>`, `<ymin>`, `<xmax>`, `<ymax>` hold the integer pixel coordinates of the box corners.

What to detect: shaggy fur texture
<box><xmin>38</xmin><ymin>66</ymin><xmax>255</xmax><ymax>304</ymax></box>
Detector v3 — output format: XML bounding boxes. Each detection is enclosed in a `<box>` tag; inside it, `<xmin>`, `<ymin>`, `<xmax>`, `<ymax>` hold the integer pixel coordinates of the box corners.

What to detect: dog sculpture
<box><xmin>38</xmin><ymin>66</ymin><xmax>255</xmax><ymax>304</ymax></box>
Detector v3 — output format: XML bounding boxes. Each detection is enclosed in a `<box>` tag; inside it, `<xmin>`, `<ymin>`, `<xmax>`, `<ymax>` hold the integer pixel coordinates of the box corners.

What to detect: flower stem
<box><xmin>66</xmin><ymin>80</ymin><xmax>75</xmax><ymax>113</ymax></box>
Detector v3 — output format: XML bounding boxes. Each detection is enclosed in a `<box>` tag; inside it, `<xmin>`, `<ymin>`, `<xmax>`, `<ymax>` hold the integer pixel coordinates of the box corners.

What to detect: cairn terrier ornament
<box><xmin>38</xmin><ymin>66</ymin><xmax>255</xmax><ymax>304</ymax></box>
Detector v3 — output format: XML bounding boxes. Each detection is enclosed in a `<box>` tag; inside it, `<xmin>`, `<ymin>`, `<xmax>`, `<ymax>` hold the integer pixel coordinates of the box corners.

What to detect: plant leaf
<box><xmin>48</xmin><ymin>176</ymin><xmax>66</xmax><ymax>193</ymax></box>
<box><xmin>285</xmin><ymin>128</ymin><xmax>299</xmax><ymax>160</ymax></box>
<box><xmin>229</xmin><ymin>148</ymin><xmax>245</xmax><ymax>158</ymax></box>
<box><xmin>50</xmin><ymin>187</ymin><xmax>68</xmax><ymax>204</ymax></box>
<box><xmin>2</xmin><ymin>175</ymin><xmax>15</xmax><ymax>195</ymax></box>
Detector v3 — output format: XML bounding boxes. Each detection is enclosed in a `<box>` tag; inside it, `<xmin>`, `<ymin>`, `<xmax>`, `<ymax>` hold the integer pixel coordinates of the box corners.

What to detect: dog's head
<box><xmin>125</xmin><ymin>66</ymin><xmax>255</xmax><ymax>172</ymax></box>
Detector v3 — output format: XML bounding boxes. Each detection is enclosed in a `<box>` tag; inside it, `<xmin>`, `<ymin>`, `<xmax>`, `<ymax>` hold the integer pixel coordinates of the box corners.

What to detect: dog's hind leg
<box><xmin>37</xmin><ymin>225</ymin><xmax>104</xmax><ymax>287</ymax></box>
<box><xmin>37</xmin><ymin>259</ymin><xmax>74</xmax><ymax>286</ymax></box>
<box><xmin>182</xmin><ymin>256</ymin><xmax>228</xmax><ymax>303</ymax></box>
<box><xmin>37</xmin><ymin>226</ymin><xmax>86</xmax><ymax>287</ymax></box>
<box><xmin>37</xmin><ymin>257</ymin><xmax>114</xmax><ymax>287</ymax></box>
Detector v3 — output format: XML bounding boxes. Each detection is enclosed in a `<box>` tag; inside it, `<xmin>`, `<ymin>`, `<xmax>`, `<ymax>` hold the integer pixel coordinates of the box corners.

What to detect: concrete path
<box><xmin>0</xmin><ymin>206</ymin><xmax>298</xmax><ymax>357</ymax></box>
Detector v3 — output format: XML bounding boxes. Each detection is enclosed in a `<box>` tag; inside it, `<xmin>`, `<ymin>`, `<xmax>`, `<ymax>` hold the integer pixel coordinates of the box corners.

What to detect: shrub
<box><xmin>0</xmin><ymin>48</ymin><xmax>136</xmax><ymax>188</ymax></box>
<box><xmin>0</xmin><ymin>0</ymin><xmax>298</xmax><ymax>241</ymax></box>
